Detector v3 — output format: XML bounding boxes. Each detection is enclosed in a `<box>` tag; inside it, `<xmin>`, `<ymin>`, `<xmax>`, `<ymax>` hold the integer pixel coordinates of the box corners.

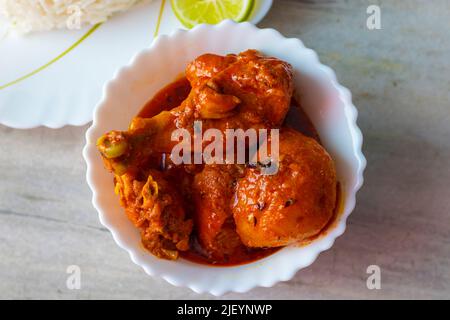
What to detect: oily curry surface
<box><xmin>97</xmin><ymin>50</ymin><xmax>338</xmax><ymax>266</ymax></box>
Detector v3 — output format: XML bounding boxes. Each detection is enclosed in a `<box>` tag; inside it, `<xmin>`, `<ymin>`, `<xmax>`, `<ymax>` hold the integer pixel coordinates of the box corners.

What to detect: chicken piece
<box><xmin>192</xmin><ymin>165</ymin><xmax>244</xmax><ymax>259</ymax></box>
<box><xmin>184</xmin><ymin>50</ymin><xmax>294</xmax><ymax>127</ymax></box>
<box><xmin>232</xmin><ymin>128</ymin><xmax>337</xmax><ymax>248</ymax></box>
<box><xmin>114</xmin><ymin>170</ymin><xmax>193</xmax><ymax>260</ymax></box>
<box><xmin>96</xmin><ymin>111</ymin><xmax>181</xmax><ymax>176</ymax></box>
<box><xmin>212</xmin><ymin>50</ymin><xmax>294</xmax><ymax>126</ymax></box>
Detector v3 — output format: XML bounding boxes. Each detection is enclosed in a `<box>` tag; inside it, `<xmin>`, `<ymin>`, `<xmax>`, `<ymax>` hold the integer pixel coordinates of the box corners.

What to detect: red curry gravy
<box><xmin>138</xmin><ymin>77</ymin><xmax>341</xmax><ymax>266</ymax></box>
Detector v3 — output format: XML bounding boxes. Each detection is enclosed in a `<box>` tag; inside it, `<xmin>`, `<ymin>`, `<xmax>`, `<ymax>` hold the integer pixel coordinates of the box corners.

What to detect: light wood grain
<box><xmin>0</xmin><ymin>0</ymin><xmax>449</xmax><ymax>299</ymax></box>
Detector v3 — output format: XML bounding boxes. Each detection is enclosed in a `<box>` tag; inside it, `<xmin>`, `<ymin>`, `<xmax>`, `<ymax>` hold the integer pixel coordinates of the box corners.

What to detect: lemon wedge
<box><xmin>171</xmin><ymin>0</ymin><xmax>255</xmax><ymax>28</ymax></box>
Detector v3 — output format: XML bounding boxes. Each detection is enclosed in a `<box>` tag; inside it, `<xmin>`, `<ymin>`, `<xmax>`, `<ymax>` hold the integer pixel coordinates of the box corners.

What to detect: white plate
<box><xmin>83</xmin><ymin>20</ymin><xmax>366</xmax><ymax>295</ymax></box>
<box><xmin>0</xmin><ymin>0</ymin><xmax>272</xmax><ymax>129</ymax></box>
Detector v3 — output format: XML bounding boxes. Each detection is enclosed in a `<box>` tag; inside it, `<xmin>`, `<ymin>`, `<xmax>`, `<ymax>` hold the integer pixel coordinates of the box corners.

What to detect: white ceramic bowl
<box><xmin>83</xmin><ymin>20</ymin><xmax>366</xmax><ymax>295</ymax></box>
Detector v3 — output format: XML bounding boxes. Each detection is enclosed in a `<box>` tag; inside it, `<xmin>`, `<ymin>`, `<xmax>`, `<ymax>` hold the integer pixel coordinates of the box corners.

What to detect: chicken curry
<box><xmin>97</xmin><ymin>50</ymin><xmax>338</xmax><ymax>266</ymax></box>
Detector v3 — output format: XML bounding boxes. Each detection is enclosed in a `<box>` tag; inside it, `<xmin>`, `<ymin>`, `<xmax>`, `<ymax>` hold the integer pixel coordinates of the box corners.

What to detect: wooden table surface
<box><xmin>1</xmin><ymin>0</ymin><xmax>449</xmax><ymax>299</ymax></box>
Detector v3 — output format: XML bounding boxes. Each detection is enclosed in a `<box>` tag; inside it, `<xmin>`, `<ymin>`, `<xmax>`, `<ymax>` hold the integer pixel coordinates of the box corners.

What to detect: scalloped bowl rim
<box><xmin>83</xmin><ymin>20</ymin><xmax>366</xmax><ymax>296</ymax></box>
